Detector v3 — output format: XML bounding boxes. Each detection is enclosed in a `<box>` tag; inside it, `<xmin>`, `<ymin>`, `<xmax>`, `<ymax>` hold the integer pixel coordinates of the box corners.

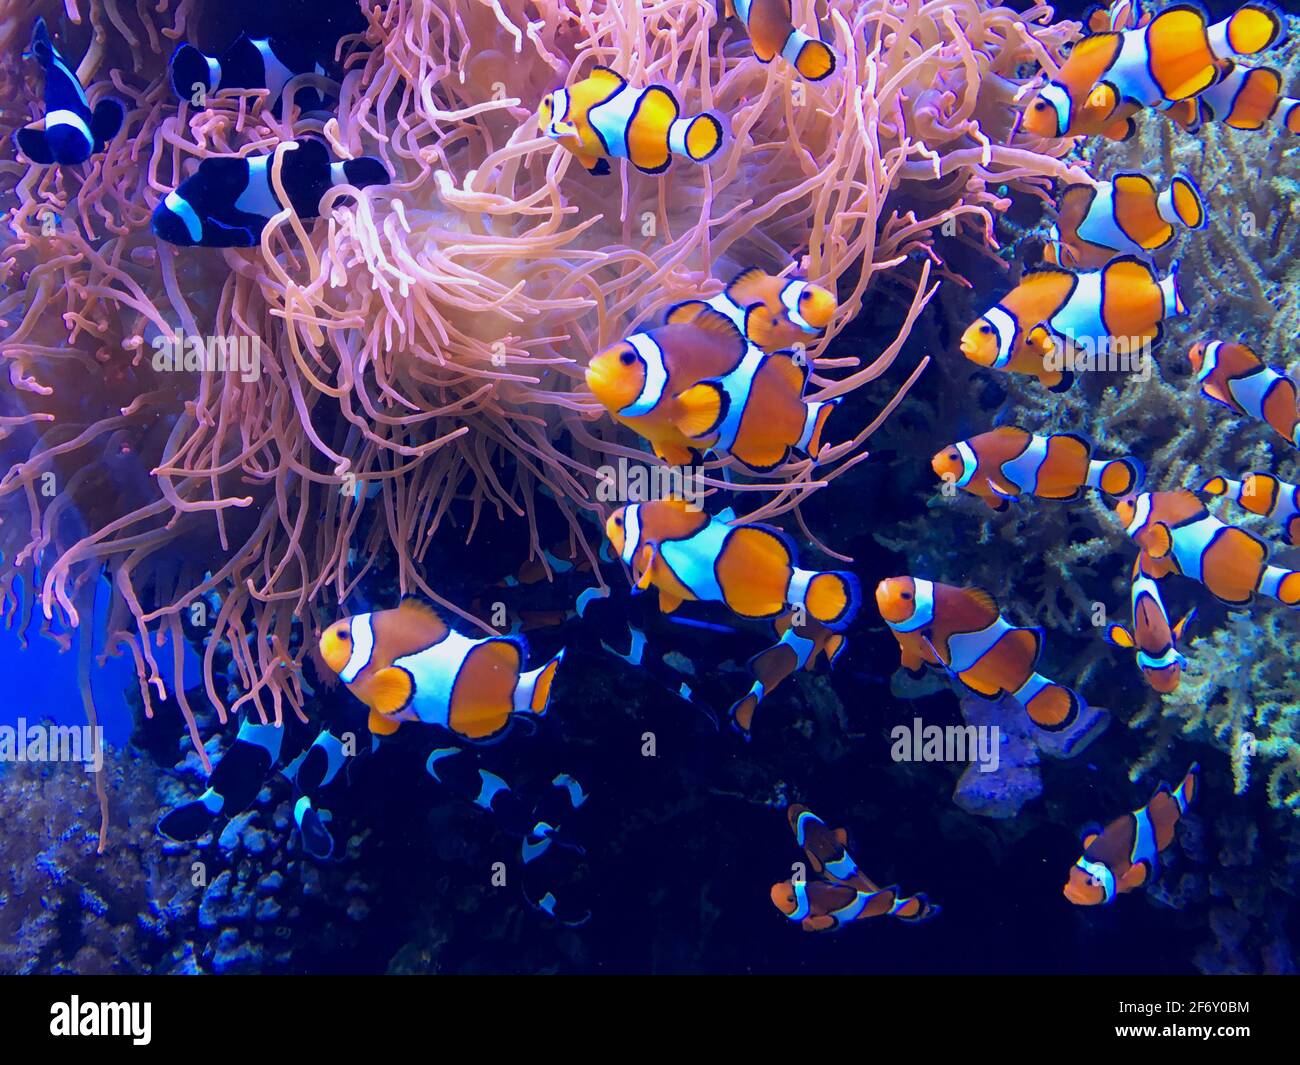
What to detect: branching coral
<box><xmin>0</xmin><ymin>0</ymin><xmax>1086</xmax><ymax>840</ymax></box>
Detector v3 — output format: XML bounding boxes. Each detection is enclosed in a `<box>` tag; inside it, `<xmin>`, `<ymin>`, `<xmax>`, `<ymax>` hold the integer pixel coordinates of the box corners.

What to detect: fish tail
<box><xmin>1173</xmin><ymin>762</ymin><xmax>1200</xmax><ymax>814</ymax></box>
<box><xmin>727</xmin><ymin>685</ymin><xmax>762</xmax><ymax>741</ymax></box>
<box><xmin>1015</xmin><ymin>672</ymin><xmax>1083</xmax><ymax>733</ymax></box>
<box><xmin>1208</xmin><ymin>4</ymin><xmax>1284</xmax><ymax>60</ymax></box>
<box><xmin>1257</xmin><ymin>565</ymin><xmax>1300</xmax><ymax>606</ymax></box>
<box><xmin>1157</xmin><ymin>175</ymin><xmax>1207</xmax><ymax>231</ymax></box>
<box><xmin>513</xmin><ymin>648</ymin><xmax>565</xmax><ymax>714</ymax></box>
<box><xmin>890</xmin><ymin>891</ymin><xmax>939</xmax><ymax>922</ymax></box>
<box><xmin>796</xmin><ymin>397</ymin><xmax>841</xmax><ymax>458</ymax></box>
<box><xmin>792</xmin><ymin>569</ymin><xmax>860</xmax><ymax>630</ymax></box>
<box><xmin>668</xmin><ymin>111</ymin><xmax>724</xmax><ymax>163</ymax></box>
<box><xmin>337</xmin><ymin>156</ymin><xmax>391</xmax><ymax>190</ymax></box>
<box><xmin>781</xmin><ymin>29</ymin><xmax>838</xmax><ymax>82</ymax></box>
<box><xmin>1275</xmin><ymin>97</ymin><xmax>1300</xmax><ymax>135</ymax></box>
<box><xmin>169</xmin><ymin>42</ymin><xmax>220</xmax><ymax>100</ymax></box>
<box><xmin>1160</xmin><ymin>260</ymin><xmax>1185</xmax><ymax>318</ymax></box>
<box><xmin>1087</xmin><ymin>455</ymin><xmax>1144</xmax><ymax>496</ymax></box>
<box><xmin>1199</xmin><ymin>474</ymin><xmax>1236</xmax><ymax>498</ymax></box>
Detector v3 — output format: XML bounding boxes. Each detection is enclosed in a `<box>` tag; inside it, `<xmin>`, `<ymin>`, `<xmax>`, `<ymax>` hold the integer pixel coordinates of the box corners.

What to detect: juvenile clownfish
<box><xmin>1188</xmin><ymin>340</ymin><xmax>1300</xmax><ymax>450</ymax></box>
<box><xmin>729</xmin><ymin>613</ymin><xmax>846</xmax><ymax>738</ymax></box>
<box><xmin>1162</xmin><ymin>60</ymin><xmax>1300</xmax><ymax>135</ymax></box>
<box><xmin>537</xmin><ymin>66</ymin><xmax>724</xmax><ymax>177</ymax></box>
<box><xmin>1064</xmin><ymin>763</ymin><xmax>1199</xmax><ymax>905</ymax></box>
<box><xmin>585</xmin><ymin>310</ymin><xmax>839</xmax><ymax>472</ymax></box>
<box><xmin>13</xmin><ymin>18</ymin><xmax>125</xmax><ymax>166</ymax></box>
<box><xmin>960</xmin><ymin>257</ymin><xmax>1184</xmax><ymax>391</ymax></box>
<box><xmin>1116</xmin><ymin>489</ymin><xmax>1300</xmax><ymax>608</ymax></box>
<box><xmin>723</xmin><ymin>0</ymin><xmax>839</xmax><ymax>82</ymax></box>
<box><xmin>1044</xmin><ymin>172</ymin><xmax>1206</xmax><ymax>271</ymax></box>
<box><xmin>1022</xmin><ymin>3</ymin><xmax>1284</xmax><ymax>140</ymax></box>
<box><xmin>931</xmin><ymin>426</ymin><xmax>1144</xmax><ymax>511</ymax></box>
<box><xmin>1103</xmin><ymin>559</ymin><xmax>1195</xmax><ymax>693</ymax></box>
<box><xmin>875</xmin><ymin>577</ymin><xmax>1087</xmax><ymax>737</ymax></box>
<box><xmin>605</xmin><ymin>498</ymin><xmax>861</xmax><ymax>628</ymax></box>
<box><xmin>666</xmin><ymin>268</ymin><xmax>838</xmax><ymax>354</ymax></box>
<box><xmin>169</xmin><ymin>33</ymin><xmax>330</xmax><ymax>112</ymax></box>
<box><xmin>770</xmin><ymin>805</ymin><xmax>937</xmax><ymax>932</ymax></box>
<box><xmin>1201</xmin><ymin>472</ymin><xmax>1300</xmax><ymax>546</ymax></box>
<box><xmin>151</xmin><ymin>138</ymin><xmax>390</xmax><ymax>248</ymax></box>
<box><xmin>318</xmin><ymin>599</ymin><xmax>565</xmax><ymax>741</ymax></box>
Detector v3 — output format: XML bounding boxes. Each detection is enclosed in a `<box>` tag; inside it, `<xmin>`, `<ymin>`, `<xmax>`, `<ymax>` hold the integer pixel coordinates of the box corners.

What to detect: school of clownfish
<box><xmin>11</xmin><ymin>0</ymin><xmax>1299</xmax><ymax>931</ymax></box>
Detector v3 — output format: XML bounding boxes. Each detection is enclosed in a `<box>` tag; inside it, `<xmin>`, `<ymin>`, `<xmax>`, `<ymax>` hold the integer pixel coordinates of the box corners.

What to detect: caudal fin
<box><xmin>169</xmin><ymin>42</ymin><xmax>219</xmax><ymax>100</ymax></box>
<box><xmin>782</xmin><ymin>30</ymin><xmax>838</xmax><ymax>82</ymax></box>
<box><xmin>792</xmin><ymin>569</ymin><xmax>860</xmax><ymax>630</ymax></box>
<box><xmin>1157</xmin><ymin>175</ymin><xmax>1206</xmax><ymax>230</ymax></box>
<box><xmin>796</xmin><ymin>398</ymin><xmax>841</xmax><ymax>458</ymax></box>
<box><xmin>1173</xmin><ymin>761</ymin><xmax>1200</xmax><ymax>813</ymax></box>
<box><xmin>890</xmin><ymin>891</ymin><xmax>939</xmax><ymax>922</ymax></box>
<box><xmin>669</xmin><ymin>112</ymin><xmax>724</xmax><ymax>163</ymax></box>
<box><xmin>1258</xmin><ymin>565</ymin><xmax>1300</xmax><ymax>606</ymax></box>
<box><xmin>1208</xmin><ymin>3</ymin><xmax>1284</xmax><ymax>59</ymax></box>
<box><xmin>1015</xmin><ymin>672</ymin><xmax>1083</xmax><ymax>733</ymax></box>
<box><xmin>1160</xmin><ymin>260</ymin><xmax>1185</xmax><ymax>318</ymax></box>
<box><xmin>514</xmin><ymin>648</ymin><xmax>565</xmax><ymax>714</ymax></box>
<box><xmin>1087</xmin><ymin>455</ymin><xmax>1145</xmax><ymax>496</ymax></box>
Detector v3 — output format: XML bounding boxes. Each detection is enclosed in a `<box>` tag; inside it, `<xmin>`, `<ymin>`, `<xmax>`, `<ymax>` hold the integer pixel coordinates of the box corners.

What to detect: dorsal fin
<box><xmin>588</xmin><ymin>66</ymin><xmax>627</xmax><ymax>90</ymax></box>
<box><xmin>725</xmin><ymin>267</ymin><xmax>770</xmax><ymax>306</ymax></box>
<box><xmin>961</xmin><ymin>587</ymin><xmax>999</xmax><ymax>616</ymax></box>
<box><xmin>682</xmin><ymin>306</ymin><xmax>745</xmax><ymax>342</ymax></box>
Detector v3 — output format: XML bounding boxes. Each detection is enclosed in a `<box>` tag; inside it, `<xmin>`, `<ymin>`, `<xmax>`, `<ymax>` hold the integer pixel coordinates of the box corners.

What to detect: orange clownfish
<box><xmin>1103</xmin><ymin>559</ymin><xmax>1195</xmax><ymax>693</ymax></box>
<box><xmin>668</xmin><ymin>267</ymin><xmax>838</xmax><ymax>354</ymax></box>
<box><xmin>1161</xmin><ymin>61</ymin><xmax>1300</xmax><ymax>135</ymax></box>
<box><xmin>1116</xmin><ymin>489</ymin><xmax>1300</xmax><ymax>608</ymax></box>
<box><xmin>1045</xmin><ymin>172</ymin><xmax>1206</xmax><ymax>270</ymax></box>
<box><xmin>770</xmin><ymin>805</ymin><xmax>937</xmax><ymax>932</ymax></box>
<box><xmin>931</xmin><ymin>426</ymin><xmax>1143</xmax><ymax>511</ymax></box>
<box><xmin>605</xmin><ymin>498</ymin><xmax>861</xmax><ymax>627</ymax></box>
<box><xmin>724</xmin><ymin>0</ymin><xmax>839</xmax><ymax>82</ymax></box>
<box><xmin>585</xmin><ymin>310</ymin><xmax>839</xmax><ymax>472</ymax></box>
<box><xmin>538</xmin><ymin>66</ymin><xmax>724</xmax><ymax>176</ymax></box>
<box><xmin>1064</xmin><ymin>764</ymin><xmax>1198</xmax><ymax>905</ymax></box>
<box><xmin>318</xmin><ymin>599</ymin><xmax>564</xmax><ymax>739</ymax></box>
<box><xmin>960</xmin><ymin>257</ymin><xmax>1183</xmax><ymax>391</ymax></box>
<box><xmin>875</xmin><ymin>577</ymin><xmax>1086</xmax><ymax>736</ymax></box>
<box><xmin>1022</xmin><ymin>3</ymin><xmax>1284</xmax><ymax>140</ymax></box>
<box><xmin>1201</xmin><ymin>471</ymin><xmax>1300</xmax><ymax>545</ymax></box>
<box><xmin>1083</xmin><ymin>0</ymin><xmax>1151</xmax><ymax>34</ymax></box>
<box><xmin>729</xmin><ymin>613</ymin><xmax>845</xmax><ymax>738</ymax></box>
<box><xmin>1189</xmin><ymin>340</ymin><xmax>1300</xmax><ymax>450</ymax></box>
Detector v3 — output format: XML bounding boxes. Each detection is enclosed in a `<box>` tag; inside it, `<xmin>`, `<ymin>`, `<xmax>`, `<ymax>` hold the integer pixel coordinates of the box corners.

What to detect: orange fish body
<box><xmin>728</xmin><ymin>612</ymin><xmax>846</xmax><ymax>737</ymax></box>
<box><xmin>1103</xmin><ymin>559</ymin><xmax>1194</xmax><ymax>693</ymax></box>
<box><xmin>960</xmin><ymin>258</ymin><xmax>1183</xmax><ymax>391</ymax></box>
<box><xmin>1064</xmin><ymin>764</ymin><xmax>1198</xmax><ymax>905</ymax></box>
<box><xmin>875</xmin><ymin>576</ymin><xmax>1084</xmax><ymax>734</ymax></box>
<box><xmin>669</xmin><ymin>267</ymin><xmax>838</xmax><ymax>353</ymax></box>
<box><xmin>1116</xmin><ymin>489</ymin><xmax>1300</xmax><ymax>608</ymax></box>
<box><xmin>605</xmin><ymin>499</ymin><xmax>861</xmax><ymax>627</ymax></box>
<box><xmin>538</xmin><ymin>66</ymin><xmax>723</xmax><ymax>176</ymax></box>
<box><xmin>1022</xmin><ymin>4</ymin><xmax>1284</xmax><ymax>139</ymax></box>
<box><xmin>1045</xmin><ymin>173</ymin><xmax>1205</xmax><ymax>270</ymax></box>
<box><xmin>770</xmin><ymin>805</ymin><xmax>937</xmax><ymax>931</ymax></box>
<box><xmin>1163</xmin><ymin>61</ymin><xmax>1300</xmax><ymax>134</ymax></box>
<box><xmin>726</xmin><ymin>0</ymin><xmax>839</xmax><ymax>82</ymax></box>
<box><xmin>318</xmin><ymin>599</ymin><xmax>564</xmax><ymax>740</ymax></box>
<box><xmin>1188</xmin><ymin>340</ymin><xmax>1300</xmax><ymax>449</ymax></box>
<box><xmin>931</xmin><ymin>426</ymin><xmax>1143</xmax><ymax>510</ymax></box>
<box><xmin>1202</xmin><ymin>472</ymin><xmax>1300</xmax><ymax>545</ymax></box>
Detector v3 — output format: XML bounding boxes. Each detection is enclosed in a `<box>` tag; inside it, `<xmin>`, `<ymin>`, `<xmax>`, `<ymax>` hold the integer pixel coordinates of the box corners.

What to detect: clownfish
<box><xmin>1064</xmin><ymin>763</ymin><xmax>1199</xmax><ymax>905</ymax></box>
<box><xmin>1084</xmin><ymin>0</ymin><xmax>1150</xmax><ymax>34</ymax></box>
<box><xmin>667</xmin><ymin>268</ymin><xmax>838</xmax><ymax>354</ymax></box>
<box><xmin>151</xmin><ymin>138</ymin><xmax>390</xmax><ymax>248</ymax></box>
<box><xmin>931</xmin><ymin>426</ymin><xmax>1144</xmax><ymax>511</ymax></box>
<box><xmin>960</xmin><ymin>257</ymin><xmax>1183</xmax><ymax>391</ymax></box>
<box><xmin>585</xmin><ymin>310</ymin><xmax>839</xmax><ymax>472</ymax></box>
<box><xmin>169</xmin><ymin>33</ymin><xmax>329</xmax><ymax>112</ymax></box>
<box><xmin>1116</xmin><ymin>489</ymin><xmax>1300</xmax><ymax>608</ymax></box>
<box><xmin>1162</xmin><ymin>61</ymin><xmax>1300</xmax><ymax>135</ymax></box>
<box><xmin>1022</xmin><ymin>3</ymin><xmax>1284</xmax><ymax>140</ymax></box>
<box><xmin>605</xmin><ymin>499</ymin><xmax>861</xmax><ymax>628</ymax></box>
<box><xmin>537</xmin><ymin>66</ymin><xmax>724</xmax><ymax>177</ymax></box>
<box><xmin>729</xmin><ymin>613</ymin><xmax>846</xmax><ymax>738</ymax></box>
<box><xmin>770</xmin><ymin>805</ymin><xmax>937</xmax><ymax>932</ymax></box>
<box><xmin>1188</xmin><ymin>340</ymin><xmax>1300</xmax><ymax>450</ymax></box>
<box><xmin>318</xmin><ymin>599</ymin><xmax>565</xmax><ymax>741</ymax></box>
<box><xmin>876</xmin><ymin>577</ymin><xmax>1086</xmax><ymax>735</ymax></box>
<box><xmin>1201</xmin><ymin>472</ymin><xmax>1300</xmax><ymax>545</ymax></box>
<box><xmin>1103</xmin><ymin>559</ymin><xmax>1195</xmax><ymax>693</ymax></box>
<box><xmin>723</xmin><ymin>0</ymin><xmax>839</xmax><ymax>82</ymax></box>
<box><xmin>13</xmin><ymin>17</ymin><xmax>125</xmax><ymax>166</ymax></box>
<box><xmin>1044</xmin><ymin>172</ymin><xmax>1206</xmax><ymax>271</ymax></box>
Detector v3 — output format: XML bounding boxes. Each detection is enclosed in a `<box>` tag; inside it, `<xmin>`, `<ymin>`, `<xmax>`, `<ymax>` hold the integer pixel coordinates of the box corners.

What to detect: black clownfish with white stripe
<box><xmin>317</xmin><ymin>599</ymin><xmax>565</xmax><ymax>742</ymax></box>
<box><xmin>537</xmin><ymin>66</ymin><xmax>725</xmax><ymax>176</ymax></box>
<box><xmin>151</xmin><ymin>138</ymin><xmax>390</xmax><ymax>248</ymax></box>
<box><xmin>13</xmin><ymin>17</ymin><xmax>125</xmax><ymax>166</ymax></box>
<box><xmin>169</xmin><ymin>33</ymin><xmax>331</xmax><ymax>113</ymax></box>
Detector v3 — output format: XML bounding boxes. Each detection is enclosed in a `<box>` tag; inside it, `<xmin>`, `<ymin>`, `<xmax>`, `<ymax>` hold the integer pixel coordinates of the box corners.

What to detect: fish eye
<box><xmin>614</xmin><ymin>516</ymin><xmax>623</xmax><ymax>526</ymax></box>
<box><xmin>1033</xmin><ymin>100</ymin><xmax>1048</xmax><ymax>111</ymax></box>
<box><xmin>900</xmin><ymin>591</ymin><xmax>912</xmax><ymax>600</ymax></box>
<box><xmin>947</xmin><ymin>450</ymin><xmax>958</xmax><ymax>460</ymax></box>
<box><xmin>619</xmin><ymin>351</ymin><xmax>636</xmax><ymax>366</ymax></box>
<box><xmin>980</xmin><ymin>324</ymin><xmax>992</xmax><ymax>335</ymax></box>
